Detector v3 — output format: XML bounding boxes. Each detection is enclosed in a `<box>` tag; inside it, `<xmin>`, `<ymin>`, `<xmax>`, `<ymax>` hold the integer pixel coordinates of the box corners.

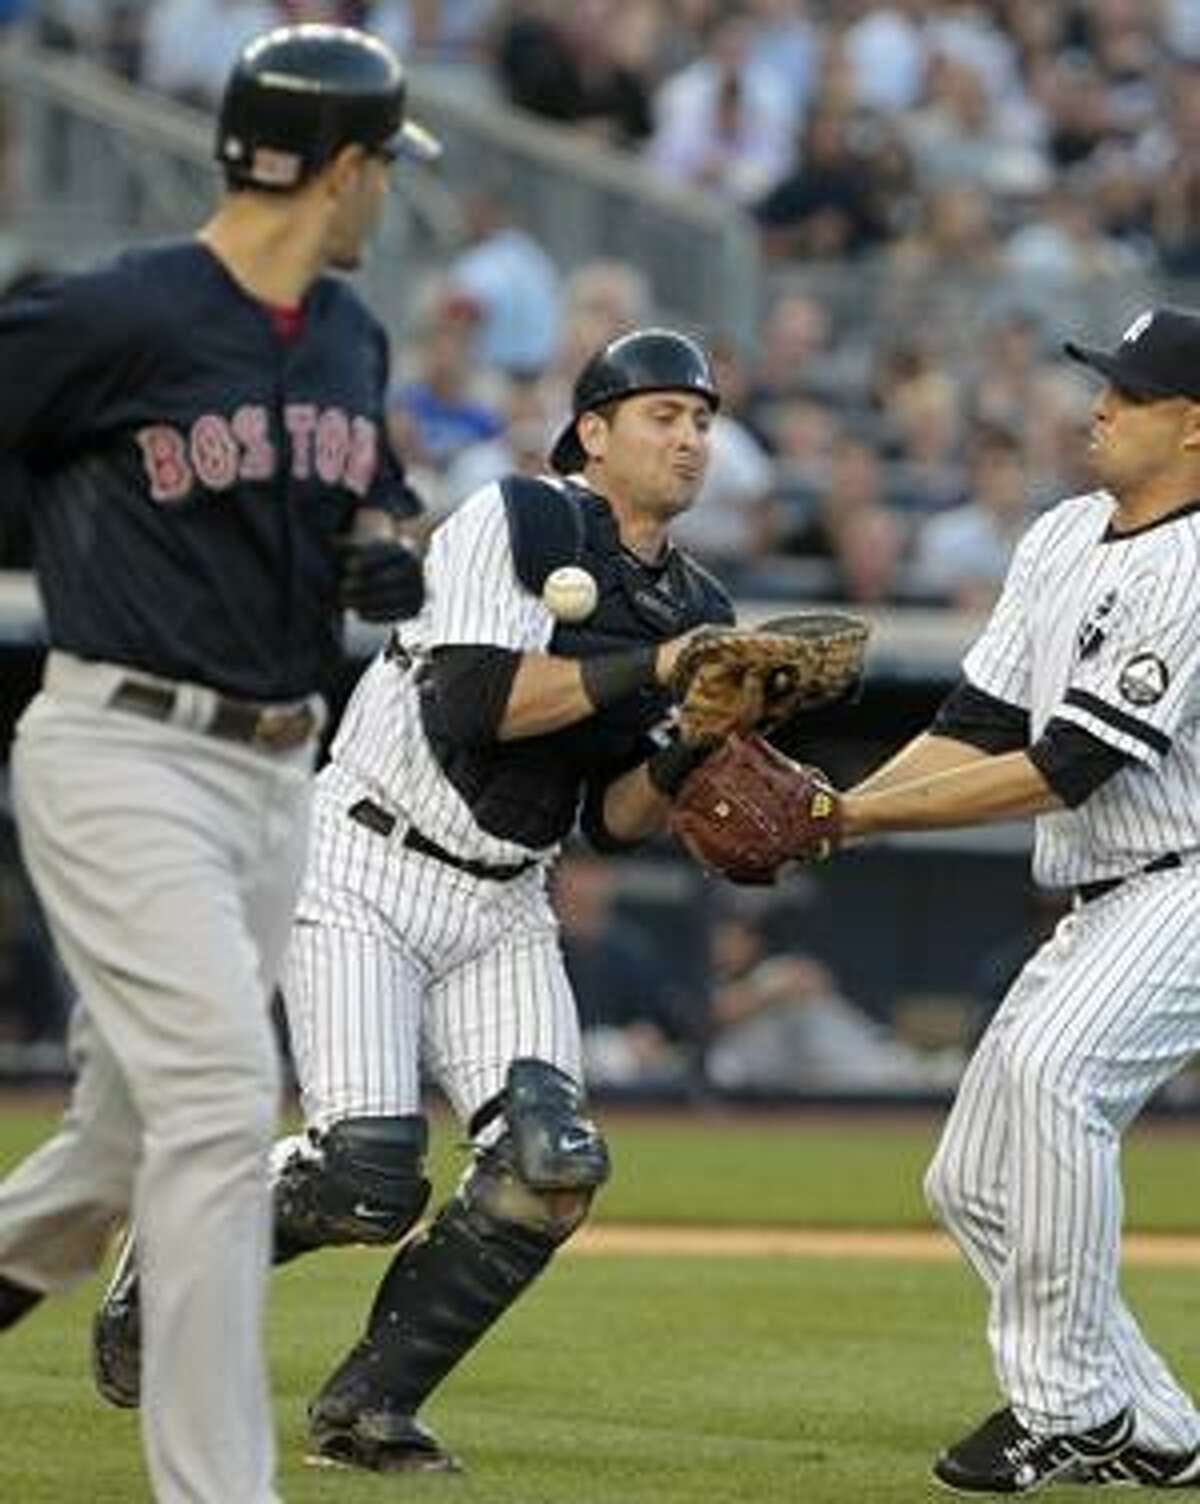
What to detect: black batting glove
<box><xmin>337</xmin><ymin>539</ymin><xmax>426</xmax><ymax>622</ymax></box>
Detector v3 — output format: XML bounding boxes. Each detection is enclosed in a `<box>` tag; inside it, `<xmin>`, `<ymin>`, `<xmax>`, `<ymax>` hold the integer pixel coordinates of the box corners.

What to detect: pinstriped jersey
<box><xmin>963</xmin><ymin>488</ymin><xmax>1200</xmax><ymax>888</ymax></box>
<box><xmin>331</xmin><ymin>482</ymin><xmax>555</xmax><ymax>866</ymax></box>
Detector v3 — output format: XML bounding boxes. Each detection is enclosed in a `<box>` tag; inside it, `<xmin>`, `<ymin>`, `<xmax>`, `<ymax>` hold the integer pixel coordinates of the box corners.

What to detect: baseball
<box><xmin>541</xmin><ymin>565</ymin><xmax>598</xmax><ymax>622</ymax></box>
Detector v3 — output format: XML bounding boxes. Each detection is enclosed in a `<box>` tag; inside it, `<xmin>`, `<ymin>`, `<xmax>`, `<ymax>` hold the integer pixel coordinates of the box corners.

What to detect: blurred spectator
<box><xmin>841</xmin><ymin>0</ymin><xmax>929</xmax><ymax>114</ymax></box>
<box><xmin>448</xmin><ymin>180</ymin><xmax>561</xmax><ymax>375</ymax></box>
<box><xmin>1023</xmin><ymin>368</ymin><xmax>1095</xmax><ymax>509</ymax></box>
<box><xmin>1042</xmin><ymin>51</ymin><xmax>1119</xmax><ymax>169</ymax></box>
<box><xmin>440</xmin><ymin>370</ymin><xmax>558</xmax><ymax>510</ymax></box>
<box><xmin>668</xmin><ymin>339</ymin><xmax>781</xmax><ymax>585</ymax></box>
<box><xmin>744</xmin><ymin>0</ymin><xmax>821</xmax><ymax>112</ymax></box>
<box><xmin>788</xmin><ymin>433</ymin><xmax>913</xmax><ymax>605</ymax></box>
<box><xmin>769</xmin><ymin>393</ymin><xmax>840</xmax><ymax>539</ymax></box>
<box><xmin>912</xmin><ymin>420</ymin><xmax>1031</xmax><ymax>610</ymax></box>
<box><xmin>645</xmin><ymin>8</ymin><xmax>797</xmax><ymax>202</ymax></box>
<box><xmin>886</xmin><ymin>365</ymin><xmax>966</xmax><ymax>513</ymax></box>
<box><xmin>1144</xmin><ymin>64</ymin><xmax>1200</xmax><ymax>273</ymax></box>
<box><xmin>884</xmin><ymin>180</ymin><xmax>1004</xmax><ymax>288</ymax></box>
<box><xmin>1004</xmin><ymin>171</ymin><xmax>1146</xmax><ymax>286</ymax></box>
<box><xmin>545</xmin><ymin>257</ymin><xmax>652</xmax><ymax>422</ymax></box>
<box><xmin>143</xmin><ymin>0</ymin><xmax>277</xmax><ymax>107</ymax></box>
<box><xmin>276</xmin><ymin>5</ymin><xmax>414</xmax><ymax>55</ymax></box>
<box><xmin>744</xmin><ymin>290</ymin><xmax>849</xmax><ymax>433</ymax></box>
<box><xmin>703</xmin><ymin>896</ymin><xmax>961</xmax><ymax>1095</ymax></box>
<box><xmin>967</xmin><ymin>303</ymin><xmax>1048</xmax><ymax>436</ymax></box>
<box><xmin>901</xmin><ymin>50</ymin><xmax>1045</xmax><ymax>195</ymax></box>
<box><xmin>754</xmin><ymin>101</ymin><xmax>892</xmax><ymax>261</ymax></box>
<box><xmin>554</xmin><ymin>848</ymin><xmax>693</xmax><ymax>1091</ymax></box>
<box><xmin>387</xmin><ymin>278</ymin><xmax>505</xmax><ymax>478</ymax></box>
<box><xmin>496</xmin><ymin>0</ymin><xmax>654</xmax><ymax>148</ymax></box>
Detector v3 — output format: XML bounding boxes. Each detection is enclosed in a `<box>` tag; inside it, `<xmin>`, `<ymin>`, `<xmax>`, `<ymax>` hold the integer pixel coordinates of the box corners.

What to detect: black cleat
<box><xmin>91</xmin><ymin>1238</ymin><xmax>141</xmax><ymax>1409</ymax></box>
<box><xmin>0</xmin><ymin>1273</ymin><xmax>43</xmax><ymax>1331</ymax></box>
<box><xmin>933</xmin><ymin>1405</ymin><xmax>1135</xmax><ymax>1494</ymax></box>
<box><xmin>307</xmin><ymin>1408</ymin><xmax>462</xmax><ymax>1474</ymax></box>
<box><xmin>1074</xmin><ymin>1442</ymin><xmax>1200</xmax><ymax>1488</ymax></box>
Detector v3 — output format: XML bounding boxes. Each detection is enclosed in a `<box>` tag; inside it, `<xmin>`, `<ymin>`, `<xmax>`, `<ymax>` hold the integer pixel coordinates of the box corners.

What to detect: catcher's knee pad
<box><xmin>465</xmin><ymin>1058</ymin><xmax>610</xmax><ymax>1243</ymax></box>
<box><xmin>273</xmin><ymin>1115</ymin><xmax>430</xmax><ymax>1249</ymax></box>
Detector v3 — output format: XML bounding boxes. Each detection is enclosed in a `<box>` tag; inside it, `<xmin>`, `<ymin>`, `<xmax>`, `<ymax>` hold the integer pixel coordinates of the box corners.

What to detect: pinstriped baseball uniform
<box><xmin>286</xmin><ymin>482</ymin><xmax>587</xmax><ymax>1135</ymax></box>
<box><xmin>925</xmin><ymin>487</ymin><xmax>1200</xmax><ymax>1450</ymax></box>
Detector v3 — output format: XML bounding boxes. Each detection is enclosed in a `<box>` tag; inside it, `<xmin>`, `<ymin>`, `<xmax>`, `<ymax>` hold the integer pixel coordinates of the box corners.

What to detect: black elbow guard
<box><xmin>424</xmin><ymin>646</ymin><xmax>520</xmax><ymax>747</ymax></box>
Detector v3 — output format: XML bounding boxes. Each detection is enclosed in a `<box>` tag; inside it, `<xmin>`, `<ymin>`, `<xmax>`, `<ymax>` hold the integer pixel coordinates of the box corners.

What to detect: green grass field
<box><xmin>1</xmin><ymin>1101</ymin><xmax>1198</xmax><ymax>1502</ymax></box>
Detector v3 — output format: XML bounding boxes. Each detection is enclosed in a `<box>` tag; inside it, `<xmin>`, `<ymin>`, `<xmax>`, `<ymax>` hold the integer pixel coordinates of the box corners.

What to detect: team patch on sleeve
<box><xmin>1117</xmin><ymin>652</ymin><xmax>1169</xmax><ymax>707</ymax></box>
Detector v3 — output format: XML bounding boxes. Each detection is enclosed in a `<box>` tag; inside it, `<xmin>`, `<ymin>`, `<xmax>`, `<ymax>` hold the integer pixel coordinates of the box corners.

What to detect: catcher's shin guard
<box><xmin>309</xmin><ymin>1191</ymin><xmax>558</xmax><ymax>1440</ymax></box>
<box><xmin>308</xmin><ymin>1059</ymin><xmax>608</xmax><ymax>1470</ymax></box>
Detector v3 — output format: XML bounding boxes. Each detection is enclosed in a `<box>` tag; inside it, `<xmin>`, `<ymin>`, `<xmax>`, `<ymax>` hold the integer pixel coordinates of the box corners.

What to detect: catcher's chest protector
<box><xmin>419</xmin><ymin>477</ymin><xmax>732</xmax><ymax>850</ymax></box>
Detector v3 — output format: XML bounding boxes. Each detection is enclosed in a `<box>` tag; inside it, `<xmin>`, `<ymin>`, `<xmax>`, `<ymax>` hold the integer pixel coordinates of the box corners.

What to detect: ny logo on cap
<box><xmin>1121</xmin><ymin>311</ymin><xmax>1154</xmax><ymax>345</ymax></box>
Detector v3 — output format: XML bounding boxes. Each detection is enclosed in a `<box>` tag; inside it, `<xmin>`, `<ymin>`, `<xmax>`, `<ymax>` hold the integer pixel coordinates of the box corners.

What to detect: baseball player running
<box><xmin>0</xmin><ymin>25</ymin><xmax>430</xmax><ymax>1503</ymax></box>
<box><xmin>94</xmin><ymin>327</ymin><xmax>735</xmax><ymax>1473</ymax></box>
<box><xmin>829</xmin><ymin>308</ymin><xmax>1200</xmax><ymax>1493</ymax></box>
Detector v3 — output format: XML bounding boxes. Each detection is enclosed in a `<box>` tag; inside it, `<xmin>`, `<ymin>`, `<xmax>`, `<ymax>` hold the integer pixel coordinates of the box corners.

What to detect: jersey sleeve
<box><xmin>1055</xmin><ymin>569</ymin><xmax>1200</xmax><ymax>767</ymax></box>
<box><xmin>0</xmin><ymin>268</ymin><xmax>149</xmax><ymax>455</ymax></box>
<box><xmin>960</xmin><ymin>515</ymin><xmax>1043</xmax><ymax>709</ymax></box>
<box><xmin>425</xmin><ymin>483</ymin><xmax>554</xmax><ymax>651</ymax></box>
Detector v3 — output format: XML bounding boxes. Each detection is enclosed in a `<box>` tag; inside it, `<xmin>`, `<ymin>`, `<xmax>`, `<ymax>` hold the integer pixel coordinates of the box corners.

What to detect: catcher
<box><xmin>664</xmin><ymin>612</ymin><xmax>869</xmax><ymax>884</ymax></box>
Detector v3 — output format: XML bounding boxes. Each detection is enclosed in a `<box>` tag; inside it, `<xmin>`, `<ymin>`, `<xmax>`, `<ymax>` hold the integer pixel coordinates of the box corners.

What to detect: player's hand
<box><xmin>337</xmin><ymin>537</ymin><xmax>425</xmax><ymax>622</ymax></box>
<box><xmin>653</xmin><ymin>625</ymin><xmax>711</xmax><ymax>687</ymax></box>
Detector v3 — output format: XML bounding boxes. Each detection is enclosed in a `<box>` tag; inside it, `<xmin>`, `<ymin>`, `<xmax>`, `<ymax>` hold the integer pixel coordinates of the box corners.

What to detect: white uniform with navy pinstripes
<box><xmin>925</xmin><ymin>489</ymin><xmax>1200</xmax><ymax>1450</ymax></box>
<box><xmin>284</xmin><ymin>482</ymin><xmax>582</xmax><ymax>1136</ymax></box>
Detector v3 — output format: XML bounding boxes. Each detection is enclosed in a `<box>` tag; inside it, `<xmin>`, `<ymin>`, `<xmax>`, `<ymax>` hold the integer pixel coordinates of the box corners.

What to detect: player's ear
<box><xmin>577</xmin><ymin>410</ymin><xmax>609</xmax><ymax>466</ymax></box>
<box><xmin>325</xmin><ymin>143</ymin><xmax>370</xmax><ymax>197</ymax></box>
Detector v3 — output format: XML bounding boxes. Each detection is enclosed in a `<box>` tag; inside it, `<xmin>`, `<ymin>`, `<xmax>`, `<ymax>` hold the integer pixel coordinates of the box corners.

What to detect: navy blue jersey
<box><xmin>0</xmin><ymin>240</ymin><xmax>420</xmax><ymax>699</ymax></box>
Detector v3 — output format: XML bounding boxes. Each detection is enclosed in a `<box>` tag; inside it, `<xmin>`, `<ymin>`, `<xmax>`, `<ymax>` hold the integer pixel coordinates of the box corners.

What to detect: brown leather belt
<box><xmin>109</xmin><ymin>679</ymin><xmax>317</xmax><ymax>752</ymax></box>
<box><xmin>347</xmin><ymin>798</ymin><xmax>536</xmax><ymax>882</ymax></box>
<box><xmin>1076</xmin><ymin>852</ymin><xmax>1182</xmax><ymax>905</ymax></box>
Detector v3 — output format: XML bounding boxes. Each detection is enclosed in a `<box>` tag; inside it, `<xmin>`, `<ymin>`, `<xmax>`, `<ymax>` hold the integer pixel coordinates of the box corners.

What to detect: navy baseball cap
<box><xmin>1064</xmin><ymin>307</ymin><xmax>1200</xmax><ymax>401</ymax></box>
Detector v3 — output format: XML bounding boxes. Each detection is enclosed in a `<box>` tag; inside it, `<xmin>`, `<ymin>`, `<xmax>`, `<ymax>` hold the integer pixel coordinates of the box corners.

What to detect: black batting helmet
<box><xmin>217</xmin><ymin>24</ymin><xmax>441</xmax><ymax>191</ymax></box>
<box><xmin>550</xmin><ymin>328</ymin><xmax>720</xmax><ymax>475</ymax></box>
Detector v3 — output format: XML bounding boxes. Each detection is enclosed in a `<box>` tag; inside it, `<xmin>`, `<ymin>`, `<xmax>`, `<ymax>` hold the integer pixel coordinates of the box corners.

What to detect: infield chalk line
<box><xmin>569</xmin><ymin>1225</ymin><xmax>1200</xmax><ymax>1267</ymax></box>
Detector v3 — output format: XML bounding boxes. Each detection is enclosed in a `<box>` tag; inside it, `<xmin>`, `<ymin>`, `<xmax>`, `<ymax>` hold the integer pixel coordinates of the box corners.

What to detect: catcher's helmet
<box><xmin>217</xmin><ymin>24</ymin><xmax>440</xmax><ymax>191</ymax></box>
<box><xmin>550</xmin><ymin>328</ymin><xmax>720</xmax><ymax>475</ymax></box>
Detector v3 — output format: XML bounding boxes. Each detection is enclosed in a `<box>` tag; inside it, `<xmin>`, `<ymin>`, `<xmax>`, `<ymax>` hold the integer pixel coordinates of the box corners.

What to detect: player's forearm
<box><xmin>497</xmin><ymin>645</ymin><xmax>674</xmax><ymax>742</ymax></box>
<box><xmin>850</xmin><ymin>732</ymin><xmax>992</xmax><ymax>796</ymax></box>
<box><xmin>597</xmin><ymin>764</ymin><xmax>671</xmax><ymax>842</ymax></box>
<box><xmin>497</xmin><ymin>653</ymin><xmax>597</xmax><ymax>739</ymax></box>
<box><xmin>842</xmin><ymin>751</ymin><xmax>1061</xmax><ymax>838</ymax></box>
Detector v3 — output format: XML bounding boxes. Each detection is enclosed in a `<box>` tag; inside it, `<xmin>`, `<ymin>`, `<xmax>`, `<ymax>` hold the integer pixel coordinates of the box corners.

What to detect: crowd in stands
<box><xmin>5</xmin><ymin>2</ymin><xmax>1197</xmax><ymax>601</ymax></box>
<box><xmin>7</xmin><ymin>3</ymin><xmax>1200</xmax><ymax>1085</ymax></box>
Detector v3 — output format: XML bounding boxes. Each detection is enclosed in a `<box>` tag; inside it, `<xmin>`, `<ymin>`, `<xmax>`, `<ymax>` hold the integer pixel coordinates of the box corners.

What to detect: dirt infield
<box><xmin>573</xmin><ymin>1224</ymin><xmax>1200</xmax><ymax>1266</ymax></box>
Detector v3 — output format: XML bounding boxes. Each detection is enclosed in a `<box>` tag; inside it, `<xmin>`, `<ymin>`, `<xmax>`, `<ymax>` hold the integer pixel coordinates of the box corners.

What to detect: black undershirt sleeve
<box><xmin>1028</xmin><ymin>717</ymin><xmax>1132</xmax><ymax>808</ymax></box>
<box><xmin>931</xmin><ymin>678</ymin><xmax>1030</xmax><ymax>753</ymax></box>
<box><xmin>424</xmin><ymin>645</ymin><xmax>521</xmax><ymax>747</ymax></box>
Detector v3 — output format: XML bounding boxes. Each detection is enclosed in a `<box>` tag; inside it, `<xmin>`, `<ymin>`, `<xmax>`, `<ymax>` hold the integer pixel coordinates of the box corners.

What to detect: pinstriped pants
<box><xmin>925</xmin><ymin>867</ymin><xmax>1200</xmax><ymax>1450</ymax></box>
<box><xmin>285</xmin><ymin>767</ymin><xmax>582</xmax><ymax>1136</ymax></box>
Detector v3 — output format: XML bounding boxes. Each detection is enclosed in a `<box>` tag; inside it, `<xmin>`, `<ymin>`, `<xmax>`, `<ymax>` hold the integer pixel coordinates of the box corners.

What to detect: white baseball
<box><xmin>542</xmin><ymin>565</ymin><xmax>598</xmax><ymax>622</ymax></box>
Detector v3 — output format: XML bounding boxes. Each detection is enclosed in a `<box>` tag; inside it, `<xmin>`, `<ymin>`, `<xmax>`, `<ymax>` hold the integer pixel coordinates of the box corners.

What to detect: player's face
<box><xmin>325</xmin><ymin>148</ymin><xmax>391</xmax><ymax>271</ymax></box>
<box><xmin>591</xmin><ymin>392</ymin><xmax>713</xmax><ymax>518</ymax></box>
<box><xmin>1087</xmin><ymin>385</ymin><xmax>1195</xmax><ymax>492</ymax></box>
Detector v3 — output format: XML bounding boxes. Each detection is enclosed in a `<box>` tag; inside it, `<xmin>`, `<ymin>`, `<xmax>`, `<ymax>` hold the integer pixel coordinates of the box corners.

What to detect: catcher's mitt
<box><xmin>670</xmin><ymin>612</ymin><xmax>870</xmax><ymax>745</ymax></box>
<box><xmin>669</xmin><ymin>732</ymin><xmax>843</xmax><ymax>886</ymax></box>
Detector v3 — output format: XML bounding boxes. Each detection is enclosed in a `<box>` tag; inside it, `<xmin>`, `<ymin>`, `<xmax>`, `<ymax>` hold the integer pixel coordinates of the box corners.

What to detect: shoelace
<box><xmin>1002</xmin><ymin>1432</ymin><xmax>1044</xmax><ymax>1467</ymax></box>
